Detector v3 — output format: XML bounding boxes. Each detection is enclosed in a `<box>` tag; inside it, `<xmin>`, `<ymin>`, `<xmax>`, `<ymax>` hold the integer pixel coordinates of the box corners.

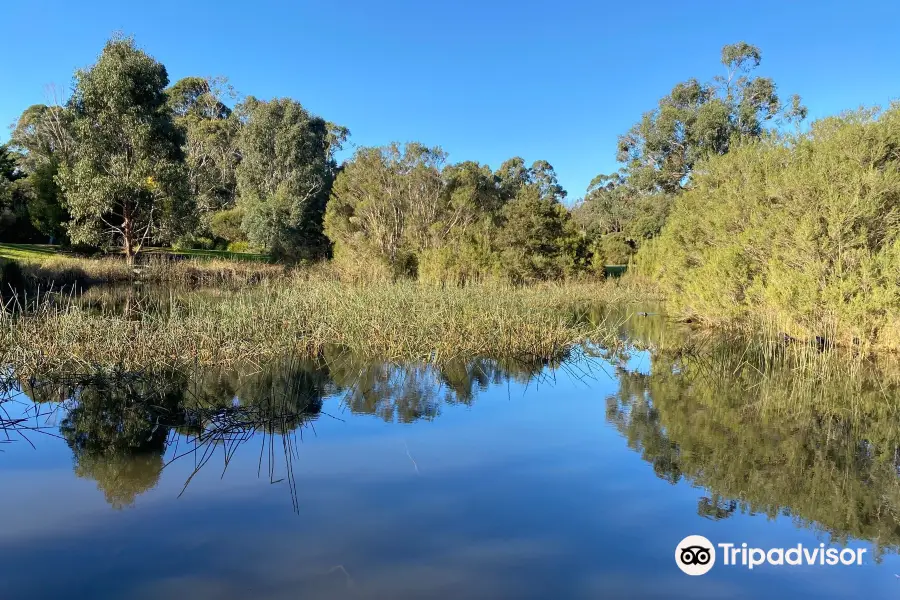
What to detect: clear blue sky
<box><xmin>2</xmin><ymin>0</ymin><xmax>898</xmax><ymax>200</ymax></box>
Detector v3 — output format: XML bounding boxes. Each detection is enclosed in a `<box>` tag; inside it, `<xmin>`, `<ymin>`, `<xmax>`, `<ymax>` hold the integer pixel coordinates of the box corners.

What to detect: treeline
<box><xmin>2</xmin><ymin>35</ymin><xmax>808</xmax><ymax>283</ymax></box>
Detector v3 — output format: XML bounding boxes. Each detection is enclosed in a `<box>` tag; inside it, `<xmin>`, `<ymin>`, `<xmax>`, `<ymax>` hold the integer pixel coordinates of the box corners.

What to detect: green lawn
<box><xmin>0</xmin><ymin>243</ymin><xmax>64</xmax><ymax>262</ymax></box>
<box><xmin>0</xmin><ymin>243</ymin><xmax>272</xmax><ymax>264</ymax></box>
<box><xmin>145</xmin><ymin>247</ymin><xmax>272</xmax><ymax>263</ymax></box>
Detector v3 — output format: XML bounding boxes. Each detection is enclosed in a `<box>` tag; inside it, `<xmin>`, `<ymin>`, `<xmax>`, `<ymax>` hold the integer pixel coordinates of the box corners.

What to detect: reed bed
<box><xmin>0</xmin><ymin>277</ymin><xmax>626</xmax><ymax>374</ymax></box>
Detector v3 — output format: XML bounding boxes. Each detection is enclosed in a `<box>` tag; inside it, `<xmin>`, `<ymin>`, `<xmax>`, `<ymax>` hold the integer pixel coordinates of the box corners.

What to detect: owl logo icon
<box><xmin>676</xmin><ymin>535</ymin><xmax>716</xmax><ymax>575</ymax></box>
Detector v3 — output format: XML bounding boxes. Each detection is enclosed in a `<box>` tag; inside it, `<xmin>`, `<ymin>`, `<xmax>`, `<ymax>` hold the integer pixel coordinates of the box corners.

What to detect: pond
<box><xmin>1</xmin><ymin>301</ymin><xmax>899</xmax><ymax>599</ymax></box>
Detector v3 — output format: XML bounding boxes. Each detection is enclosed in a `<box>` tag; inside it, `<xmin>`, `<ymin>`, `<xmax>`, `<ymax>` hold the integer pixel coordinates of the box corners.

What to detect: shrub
<box><xmin>173</xmin><ymin>236</ymin><xmax>215</xmax><ymax>251</ymax></box>
<box><xmin>210</xmin><ymin>207</ymin><xmax>247</xmax><ymax>243</ymax></box>
<box><xmin>636</xmin><ymin>105</ymin><xmax>900</xmax><ymax>349</ymax></box>
<box><xmin>225</xmin><ymin>241</ymin><xmax>249</xmax><ymax>253</ymax></box>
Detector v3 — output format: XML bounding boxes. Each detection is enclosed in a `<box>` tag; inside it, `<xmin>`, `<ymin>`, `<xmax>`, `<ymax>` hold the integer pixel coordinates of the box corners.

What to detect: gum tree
<box><xmin>58</xmin><ymin>35</ymin><xmax>192</xmax><ymax>263</ymax></box>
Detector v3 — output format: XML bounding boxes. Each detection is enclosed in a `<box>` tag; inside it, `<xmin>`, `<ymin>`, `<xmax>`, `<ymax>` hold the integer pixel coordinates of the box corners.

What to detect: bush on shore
<box><xmin>635</xmin><ymin>105</ymin><xmax>900</xmax><ymax>350</ymax></box>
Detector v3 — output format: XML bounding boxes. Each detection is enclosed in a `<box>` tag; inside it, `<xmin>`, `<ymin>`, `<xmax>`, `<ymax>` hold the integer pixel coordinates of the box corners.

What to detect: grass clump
<box><xmin>636</xmin><ymin>105</ymin><xmax>900</xmax><ymax>351</ymax></box>
<box><xmin>1</xmin><ymin>279</ymin><xmax>627</xmax><ymax>373</ymax></box>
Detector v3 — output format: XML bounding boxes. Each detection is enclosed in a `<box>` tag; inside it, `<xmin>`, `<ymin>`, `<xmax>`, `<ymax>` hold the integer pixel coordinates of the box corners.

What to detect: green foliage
<box><xmin>328</xmin><ymin>146</ymin><xmax>579</xmax><ymax>283</ymax></box>
<box><xmin>226</xmin><ymin>241</ymin><xmax>252</xmax><ymax>253</ymax></box>
<box><xmin>9</xmin><ymin>104</ymin><xmax>75</xmax><ymax>243</ymax></box>
<box><xmin>571</xmin><ymin>173</ymin><xmax>673</xmax><ymax>266</ymax></box>
<box><xmin>618</xmin><ymin>42</ymin><xmax>804</xmax><ymax>194</ymax></box>
<box><xmin>236</xmin><ymin>97</ymin><xmax>347</xmax><ymax>260</ymax></box>
<box><xmin>17</xmin><ymin>161</ymin><xmax>69</xmax><ymax>242</ymax></box>
<box><xmin>636</xmin><ymin>105</ymin><xmax>900</xmax><ymax>349</ymax></box>
<box><xmin>576</xmin><ymin>42</ymin><xmax>804</xmax><ymax>269</ymax></box>
<box><xmin>0</xmin><ymin>146</ymin><xmax>44</xmax><ymax>243</ymax></box>
<box><xmin>167</xmin><ymin>76</ymin><xmax>240</xmax><ymax>234</ymax></box>
<box><xmin>495</xmin><ymin>184</ymin><xmax>572</xmax><ymax>283</ymax></box>
<box><xmin>209</xmin><ymin>206</ymin><xmax>246</xmax><ymax>242</ymax></box>
<box><xmin>326</xmin><ymin>143</ymin><xmax>447</xmax><ymax>278</ymax></box>
<box><xmin>590</xmin><ymin>232</ymin><xmax>633</xmax><ymax>268</ymax></box>
<box><xmin>172</xmin><ymin>235</ymin><xmax>215</xmax><ymax>251</ymax></box>
<box><xmin>57</xmin><ymin>36</ymin><xmax>193</xmax><ymax>261</ymax></box>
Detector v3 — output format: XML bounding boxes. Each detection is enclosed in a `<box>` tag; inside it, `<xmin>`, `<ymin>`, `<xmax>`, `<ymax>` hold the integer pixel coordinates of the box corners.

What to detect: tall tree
<box><xmin>167</xmin><ymin>76</ymin><xmax>240</xmax><ymax>235</ymax></box>
<box><xmin>10</xmin><ymin>103</ymin><xmax>75</xmax><ymax>242</ymax></box>
<box><xmin>10</xmin><ymin>103</ymin><xmax>74</xmax><ymax>170</ymax></box>
<box><xmin>325</xmin><ymin>143</ymin><xmax>445</xmax><ymax>275</ymax></box>
<box><xmin>616</xmin><ymin>42</ymin><xmax>806</xmax><ymax>194</ymax></box>
<box><xmin>236</xmin><ymin>96</ymin><xmax>347</xmax><ymax>259</ymax></box>
<box><xmin>0</xmin><ymin>146</ymin><xmax>41</xmax><ymax>242</ymax></box>
<box><xmin>494</xmin><ymin>160</ymin><xmax>574</xmax><ymax>282</ymax></box>
<box><xmin>57</xmin><ymin>35</ymin><xmax>192</xmax><ymax>262</ymax></box>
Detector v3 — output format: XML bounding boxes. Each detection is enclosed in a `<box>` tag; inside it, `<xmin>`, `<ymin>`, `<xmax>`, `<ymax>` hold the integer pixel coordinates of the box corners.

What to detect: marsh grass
<box><xmin>14</xmin><ymin>254</ymin><xmax>285</xmax><ymax>288</ymax></box>
<box><xmin>1</xmin><ymin>277</ymin><xmax>629</xmax><ymax>374</ymax></box>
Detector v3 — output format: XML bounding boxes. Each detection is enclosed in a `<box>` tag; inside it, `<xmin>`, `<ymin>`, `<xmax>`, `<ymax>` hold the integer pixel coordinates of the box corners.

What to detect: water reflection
<box><xmin>606</xmin><ymin>347</ymin><xmax>900</xmax><ymax>557</ymax></box>
<box><xmin>9</xmin><ymin>352</ymin><xmax>573</xmax><ymax>512</ymax></box>
<box><xmin>4</xmin><ymin>311</ymin><xmax>900</xmax><ymax>569</ymax></box>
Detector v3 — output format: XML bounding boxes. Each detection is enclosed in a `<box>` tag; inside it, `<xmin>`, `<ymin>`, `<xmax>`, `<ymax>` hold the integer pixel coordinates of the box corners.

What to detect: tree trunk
<box><xmin>123</xmin><ymin>208</ymin><xmax>135</xmax><ymax>267</ymax></box>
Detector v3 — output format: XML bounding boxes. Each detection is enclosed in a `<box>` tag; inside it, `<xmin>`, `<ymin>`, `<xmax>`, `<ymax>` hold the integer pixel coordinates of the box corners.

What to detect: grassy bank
<box><xmin>0</xmin><ymin>277</ymin><xmax>636</xmax><ymax>373</ymax></box>
<box><xmin>0</xmin><ymin>244</ymin><xmax>284</xmax><ymax>288</ymax></box>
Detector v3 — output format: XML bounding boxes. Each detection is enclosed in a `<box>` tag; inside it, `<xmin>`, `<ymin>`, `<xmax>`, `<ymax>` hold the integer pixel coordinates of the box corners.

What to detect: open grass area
<box><xmin>0</xmin><ymin>243</ymin><xmax>282</xmax><ymax>287</ymax></box>
<box><xmin>0</xmin><ymin>243</ymin><xmax>272</xmax><ymax>264</ymax></box>
<box><xmin>0</xmin><ymin>243</ymin><xmax>64</xmax><ymax>262</ymax></box>
<box><xmin>143</xmin><ymin>247</ymin><xmax>272</xmax><ymax>263</ymax></box>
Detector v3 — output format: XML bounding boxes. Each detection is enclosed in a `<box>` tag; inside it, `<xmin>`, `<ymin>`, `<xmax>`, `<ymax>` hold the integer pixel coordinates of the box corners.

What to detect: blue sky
<box><xmin>2</xmin><ymin>0</ymin><xmax>898</xmax><ymax>200</ymax></box>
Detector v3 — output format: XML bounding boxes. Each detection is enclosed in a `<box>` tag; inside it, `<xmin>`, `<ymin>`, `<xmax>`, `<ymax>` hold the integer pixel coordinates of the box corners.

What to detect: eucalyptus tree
<box><xmin>495</xmin><ymin>160</ymin><xmax>575</xmax><ymax>282</ymax></box>
<box><xmin>9</xmin><ymin>103</ymin><xmax>75</xmax><ymax>241</ymax></box>
<box><xmin>325</xmin><ymin>142</ymin><xmax>445</xmax><ymax>275</ymax></box>
<box><xmin>10</xmin><ymin>103</ymin><xmax>74</xmax><ymax>169</ymax></box>
<box><xmin>236</xmin><ymin>96</ymin><xmax>347</xmax><ymax>259</ymax></box>
<box><xmin>57</xmin><ymin>35</ymin><xmax>192</xmax><ymax>262</ymax></box>
<box><xmin>0</xmin><ymin>145</ymin><xmax>20</xmax><ymax>213</ymax></box>
<box><xmin>167</xmin><ymin>76</ymin><xmax>240</xmax><ymax>235</ymax></box>
<box><xmin>616</xmin><ymin>42</ymin><xmax>806</xmax><ymax>194</ymax></box>
<box><xmin>415</xmin><ymin>160</ymin><xmax>502</xmax><ymax>284</ymax></box>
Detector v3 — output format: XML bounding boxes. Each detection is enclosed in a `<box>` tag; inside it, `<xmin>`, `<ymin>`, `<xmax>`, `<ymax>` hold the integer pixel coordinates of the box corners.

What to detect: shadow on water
<box><xmin>3</xmin><ymin>307</ymin><xmax>900</xmax><ymax>559</ymax></box>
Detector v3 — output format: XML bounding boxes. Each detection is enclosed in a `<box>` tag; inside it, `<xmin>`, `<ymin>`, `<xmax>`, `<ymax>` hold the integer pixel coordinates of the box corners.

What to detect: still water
<box><xmin>2</xmin><ymin>308</ymin><xmax>900</xmax><ymax>598</ymax></box>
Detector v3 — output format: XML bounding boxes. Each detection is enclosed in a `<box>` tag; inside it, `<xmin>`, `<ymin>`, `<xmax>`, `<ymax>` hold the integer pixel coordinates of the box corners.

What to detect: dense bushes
<box><xmin>637</xmin><ymin>106</ymin><xmax>900</xmax><ymax>349</ymax></box>
<box><xmin>325</xmin><ymin>146</ymin><xmax>587</xmax><ymax>284</ymax></box>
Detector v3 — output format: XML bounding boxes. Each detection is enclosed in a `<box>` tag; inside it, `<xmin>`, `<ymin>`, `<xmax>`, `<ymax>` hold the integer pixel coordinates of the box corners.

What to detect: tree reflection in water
<box><xmin>605</xmin><ymin>336</ymin><xmax>900</xmax><ymax>559</ymax></box>
<box><xmin>9</xmin><ymin>350</ymin><xmax>576</xmax><ymax>512</ymax></box>
<box><xmin>5</xmin><ymin>331</ymin><xmax>900</xmax><ymax>559</ymax></box>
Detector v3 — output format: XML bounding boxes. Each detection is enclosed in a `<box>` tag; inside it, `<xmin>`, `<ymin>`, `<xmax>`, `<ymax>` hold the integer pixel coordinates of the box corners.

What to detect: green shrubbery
<box><xmin>325</xmin><ymin>145</ymin><xmax>590</xmax><ymax>285</ymax></box>
<box><xmin>637</xmin><ymin>105</ymin><xmax>900</xmax><ymax>349</ymax></box>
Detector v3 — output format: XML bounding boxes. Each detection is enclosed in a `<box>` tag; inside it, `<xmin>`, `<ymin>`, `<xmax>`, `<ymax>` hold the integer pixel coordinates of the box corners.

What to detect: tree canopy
<box><xmin>57</xmin><ymin>35</ymin><xmax>192</xmax><ymax>261</ymax></box>
<box><xmin>236</xmin><ymin>96</ymin><xmax>347</xmax><ymax>260</ymax></box>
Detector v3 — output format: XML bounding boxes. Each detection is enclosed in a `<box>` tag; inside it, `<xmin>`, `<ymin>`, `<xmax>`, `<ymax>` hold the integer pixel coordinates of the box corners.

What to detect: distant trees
<box><xmin>327</xmin><ymin>146</ymin><xmax>578</xmax><ymax>283</ymax></box>
<box><xmin>167</xmin><ymin>76</ymin><xmax>240</xmax><ymax>241</ymax></box>
<box><xmin>325</xmin><ymin>143</ymin><xmax>446</xmax><ymax>278</ymax></box>
<box><xmin>7</xmin><ymin>34</ymin><xmax>845</xmax><ymax>293</ymax></box>
<box><xmin>8</xmin><ymin>103</ymin><xmax>75</xmax><ymax>242</ymax></box>
<box><xmin>57</xmin><ymin>36</ymin><xmax>192</xmax><ymax>263</ymax></box>
<box><xmin>618</xmin><ymin>41</ymin><xmax>805</xmax><ymax>194</ymax></box>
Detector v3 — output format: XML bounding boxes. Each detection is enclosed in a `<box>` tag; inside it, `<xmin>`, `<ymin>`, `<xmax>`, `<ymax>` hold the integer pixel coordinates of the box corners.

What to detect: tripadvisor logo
<box><xmin>676</xmin><ymin>535</ymin><xmax>716</xmax><ymax>575</ymax></box>
<box><xmin>675</xmin><ymin>535</ymin><xmax>867</xmax><ymax>575</ymax></box>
